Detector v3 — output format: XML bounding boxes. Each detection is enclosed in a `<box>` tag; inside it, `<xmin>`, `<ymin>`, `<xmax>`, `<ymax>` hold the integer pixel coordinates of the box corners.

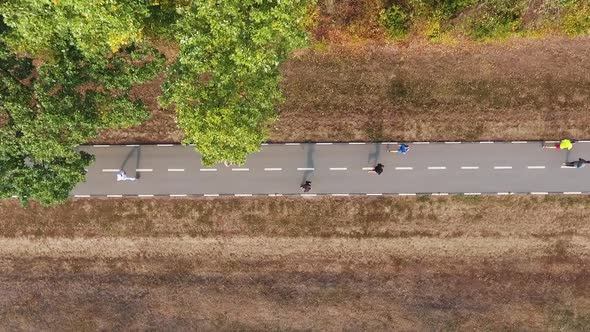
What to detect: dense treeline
<box><xmin>0</xmin><ymin>0</ymin><xmax>310</xmax><ymax>205</ymax></box>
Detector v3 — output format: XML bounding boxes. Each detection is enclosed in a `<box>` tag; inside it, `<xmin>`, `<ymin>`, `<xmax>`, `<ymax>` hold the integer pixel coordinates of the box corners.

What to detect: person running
<box><xmin>116</xmin><ymin>170</ymin><xmax>136</xmax><ymax>181</ymax></box>
<box><xmin>555</xmin><ymin>139</ymin><xmax>574</xmax><ymax>150</ymax></box>
<box><xmin>371</xmin><ymin>163</ymin><xmax>384</xmax><ymax>175</ymax></box>
<box><xmin>301</xmin><ymin>181</ymin><xmax>312</xmax><ymax>192</ymax></box>
<box><xmin>397</xmin><ymin>143</ymin><xmax>410</xmax><ymax>154</ymax></box>
<box><xmin>564</xmin><ymin>158</ymin><xmax>589</xmax><ymax>168</ymax></box>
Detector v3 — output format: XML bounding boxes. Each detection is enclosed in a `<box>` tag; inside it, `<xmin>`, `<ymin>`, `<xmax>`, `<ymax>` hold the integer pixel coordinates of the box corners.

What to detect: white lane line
<box><xmin>362</xmin><ymin>167</ymin><xmax>374</xmax><ymax>170</ymax></box>
<box><xmin>366</xmin><ymin>193</ymin><xmax>383</xmax><ymax>196</ymax></box>
<box><xmin>264</xmin><ymin>168</ymin><xmax>282</xmax><ymax>171</ymax></box>
<box><xmin>497</xmin><ymin>192</ymin><xmax>511</xmax><ymax>195</ymax></box>
<box><xmin>317</xmin><ymin>142</ymin><xmax>333</xmax><ymax>145</ymax></box>
<box><xmin>479</xmin><ymin>141</ymin><xmax>494</xmax><ymax>144</ymax></box>
<box><xmin>445</xmin><ymin>141</ymin><xmax>461</xmax><ymax>144</ymax></box>
<box><xmin>204</xmin><ymin>194</ymin><xmax>220</xmax><ymax>197</ymax></box>
<box><xmin>232</xmin><ymin>168</ymin><xmax>250</xmax><ymax>172</ymax></box>
<box><xmin>577</xmin><ymin>140</ymin><xmax>590</xmax><ymax>143</ymax></box>
<box><xmin>395</xmin><ymin>167</ymin><xmax>413</xmax><ymax>170</ymax></box>
<box><xmin>329</xmin><ymin>167</ymin><xmax>347</xmax><ymax>171</ymax></box>
<box><xmin>349</xmin><ymin>142</ymin><xmax>366</xmax><ymax>145</ymax></box>
<box><xmin>464</xmin><ymin>193</ymin><xmax>481</xmax><ymax>195</ymax></box>
<box><xmin>261</xmin><ymin>143</ymin><xmax>269</xmax><ymax>145</ymax></box>
<box><xmin>527</xmin><ymin>166</ymin><xmax>546</xmax><ymax>169</ymax></box>
<box><xmin>235</xmin><ymin>194</ymin><xmax>252</xmax><ymax>197</ymax></box>
<box><xmin>494</xmin><ymin>166</ymin><xmax>513</xmax><ymax>169</ymax></box>
<box><xmin>285</xmin><ymin>143</ymin><xmax>300</xmax><ymax>146</ymax></box>
<box><xmin>301</xmin><ymin>194</ymin><xmax>317</xmax><ymax>197</ymax></box>
<box><xmin>93</xmin><ymin>144</ymin><xmax>110</xmax><ymax>147</ymax></box>
<box><xmin>168</xmin><ymin>168</ymin><xmax>185</xmax><ymax>172</ymax></box>
<box><xmin>269</xmin><ymin>193</ymin><xmax>284</xmax><ymax>196</ymax></box>
<box><xmin>138</xmin><ymin>194</ymin><xmax>154</xmax><ymax>197</ymax></box>
<box><xmin>564</xmin><ymin>192</ymin><xmax>582</xmax><ymax>195</ymax></box>
<box><xmin>531</xmin><ymin>192</ymin><xmax>548</xmax><ymax>195</ymax></box>
<box><xmin>427</xmin><ymin>166</ymin><xmax>447</xmax><ymax>170</ymax></box>
<box><xmin>461</xmin><ymin>166</ymin><xmax>479</xmax><ymax>170</ymax></box>
<box><xmin>413</xmin><ymin>142</ymin><xmax>430</xmax><ymax>144</ymax></box>
<box><xmin>107</xmin><ymin>195</ymin><xmax>122</xmax><ymax>198</ymax></box>
<box><xmin>102</xmin><ymin>169</ymin><xmax>120</xmax><ymax>172</ymax></box>
<box><xmin>297</xmin><ymin>167</ymin><xmax>315</xmax><ymax>171</ymax></box>
<box><xmin>170</xmin><ymin>194</ymin><xmax>188</xmax><ymax>197</ymax></box>
<box><xmin>511</xmin><ymin>141</ymin><xmax>528</xmax><ymax>144</ymax></box>
<box><xmin>136</xmin><ymin>168</ymin><xmax>153</xmax><ymax>172</ymax></box>
<box><xmin>432</xmin><ymin>193</ymin><xmax>449</xmax><ymax>196</ymax></box>
<box><xmin>332</xmin><ymin>194</ymin><xmax>350</xmax><ymax>196</ymax></box>
<box><xmin>200</xmin><ymin>168</ymin><xmax>218</xmax><ymax>172</ymax></box>
<box><xmin>74</xmin><ymin>195</ymin><xmax>90</xmax><ymax>198</ymax></box>
<box><xmin>561</xmin><ymin>165</ymin><xmax>574</xmax><ymax>169</ymax></box>
<box><xmin>399</xmin><ymin>193</ymin><xmax>416</xmax><ymax>196</ymax></box>
<box><xmin>157</xmin><ymin>144</ymin><xmax>174</xmax><ymax>147</ymax></box>
<box><xmin>126</xmin><ymin>144</ymin><xmax>139</xmax><ymax>147</ymax></box>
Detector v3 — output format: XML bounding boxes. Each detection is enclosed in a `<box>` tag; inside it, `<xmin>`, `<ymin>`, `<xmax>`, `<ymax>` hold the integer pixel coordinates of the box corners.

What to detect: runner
<box><xmin>370</xmin><ymin>163</ymin><xmax>384</xmax><ymax>175</ymax></box>
<box><xmin>564</xmin><ymin>158</ymin><xmax>589</xmax><ymax>168</ymax></box>
<box><xmin>300</xmin><ymin>181</ymin><xmax>312</xmax><ymax>192</ymax></box>
<box><xmin>116</xmin><ymin>170</ymin><xmax>136</xmax><ymax>181</ymax></box>
<box><xmin>397</xmin><ymin>143</ymin><xmax>410</xmax><ymax>154</ymax></box>
<box><xmin>544</xmin><ymin>139</ymin><xmax>574</xmax><ymax>150</ymax></box>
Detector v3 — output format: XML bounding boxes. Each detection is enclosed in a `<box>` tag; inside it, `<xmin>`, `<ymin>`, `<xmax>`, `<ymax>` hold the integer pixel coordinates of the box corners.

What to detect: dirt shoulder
<box><xmin>1</xmin><ymin>196</ymin><xmax>590</xmax><ymax>330</ymax></box>
<box><xmin>94</xmin><ymin>37</ymin><xmax>590</xmax><ymax>144</ymax></box>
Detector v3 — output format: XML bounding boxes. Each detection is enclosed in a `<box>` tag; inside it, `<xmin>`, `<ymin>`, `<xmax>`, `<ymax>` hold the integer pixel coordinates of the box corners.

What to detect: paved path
<box><xmin>73</xmin><ymin>141</ymin><xmax>590</xmax><ymax>197</ymax></box>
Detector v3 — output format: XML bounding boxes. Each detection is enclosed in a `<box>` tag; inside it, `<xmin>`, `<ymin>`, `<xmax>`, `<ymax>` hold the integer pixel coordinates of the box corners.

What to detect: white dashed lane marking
<box><xmin>170</xmin><ymin>194</ymin><xmax>188</xmax><ymax>197</ymax></box>
<box><xmin>74</xmin><ymin>195</ymin><xmax>90</xmax><ymax>198</ymax></box>
<box><xmin>204</xmin><ymin>194</ymin><xmax>219</xmax><ymax>197</ymax></box>
<box><xmin>297</xmin><ymin>167</ymin><xmax>315</xmax><ymax>171</ymax></box>
<box><xmin>332</xmin><ymin>193</ymin><xmax>349</xmax><ymax>196</ymax></box>
<box><xmin>464</xmin><ymin>192</ymin><xmax>481</xmax><ymax>195</ymax></box>
<box><xmin>366</xmin><ymin>193</ymin><xmax>383</xmax><ymax>196</ymax></box>
<box><xmin>395</xmin><ymin>167</ymin><xmax>413</xmax><ymax>170</ymax></box>
<box><xmin>362</xmin><ymin>167</ymin><xmax>374</xmax><ymax>170</ymax></box>
<box><xmin>168</xmin><ymin>168</ymin><xmax>185</xmax><ymax>172</ymax></box>
<box><xmin>264</xmin><ymin>168</ymin><xmax>282</xmax><ymax>171</ymax></box>
<box><xmin>494</xmin><ymin>166</ymin><xmax>513</xmax><ymax>170</ymax></box>
<box><xmin>427</xmin><ymin>166</ymin><xmax>447</xmax><ymax>170</ymax></box>
<box><xmin>102</xmin><ymin>169</ymin><xmax>120</xmax><ymax>172</ymax></box>
<box><xmin>531</xmin><ymin>192</ymin><xmax>548</xmax><ymax>195</ymax></box>
<box><xmin>564</xmin><ymin>192</ymin><xmax>582</xmax><ymax>195</ymax></box>
<box><xmin>329</xmin><ymin>167</ymin><xmax>347</xmax><ymax>171</ymax></box>
<box><xmin>107</xmin><ymin>194</ymin><xmax>122</xmax><ymax>198</ymax></box>
<box><xmin>200</xmin><ymin>168</ymin><xmax>218</xmax><ymax>172</ymax></box>
<box><xmin>232</xmin><ymin>168</ymin><xmax>250</xmax><ymax>172</ymax></box>
<box><xmin>234</xmin><ymin>194</ymin><xmax>252</xmax><ymax>197</ymax></box>
<box><xmin>157</xmin><ymin>144</ymin><xmax>174</xmax><ymax>147</ymax></box>
<box><xmin>138</xmin><ymin>194</ymin><xmax>154</xmax><ymax>197</ymax></box>
<box><xmin>527</xmin><ymin>166</ymin><xmax>546</xmax><ymax>169</ymax></box>
<box><xmin>461</xmin><ymin>166</ymin><xmax>479</xmax><ymax>170</ymax></box>
<box><xmin>136</xmin><ymin>168</ymin><xmax>153</xmax><ymax>172</ymax></box>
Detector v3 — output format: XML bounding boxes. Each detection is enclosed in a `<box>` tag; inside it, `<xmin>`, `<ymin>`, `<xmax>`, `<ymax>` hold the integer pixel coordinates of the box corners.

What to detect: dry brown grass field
<box><xmin>2</xmin><ymin>196</ymin><xmax>590</xmax><ymax>330</ymax></box>
<box><xmin>94</xmin><ymin>37</ymin><xmax>590</xmax><ymax>144</ymax></box>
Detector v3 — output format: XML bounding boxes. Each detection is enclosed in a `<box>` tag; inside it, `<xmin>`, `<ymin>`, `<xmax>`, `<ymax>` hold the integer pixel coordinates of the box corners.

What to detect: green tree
<box><xmin>0</xmin><ymin>0</ymin><xmax>149</xmax><ymax>61</ymax></box>
<box><xmin>0</xmin><ymin>7</ymin><xmax>165</xmax><ymax>205</ymax></box>
<box><xmin>161</xmin><ymin>0</ymin><xmax>310</xmax><ymax>165</ymax></box>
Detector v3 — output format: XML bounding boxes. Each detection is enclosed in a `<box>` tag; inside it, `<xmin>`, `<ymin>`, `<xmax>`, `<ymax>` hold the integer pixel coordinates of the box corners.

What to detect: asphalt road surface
<box><xmin>72</xmin><ymin>141</ymin><xmax>590</xmax><ymax>197</ymax></box>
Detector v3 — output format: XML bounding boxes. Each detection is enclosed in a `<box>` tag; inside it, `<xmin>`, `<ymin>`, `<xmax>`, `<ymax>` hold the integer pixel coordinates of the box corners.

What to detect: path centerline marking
<box><xmin>461</xmin><ymin>166</ymin><xmax>479</xmax><ymax>170</ymax></box>
<box><xmin>494</xmin><ymin>166</ymin><xmax>513</xmax><ymax>170</ymax></box>
<box><xmin>232</xmin><ymin>168</ymin><xmax>250</xmax><ymax>172</ymax></box>
<box><xmin>168</xmin><ymin>168</ymin><xmax>185</xmax><ymax>172</ymax></box>
<box><xmin>395</xmin><ymin>167</ymin><xmax>413</xmax><ymax>170</ymax></box>
<box><xmin>527</xmin><ymin>166</ymin><xmax>546</xmax><ymax>169</ymax></box>
<box><xmin>200</xmin><ymin>168</ymin><xmax>218</xmax><ymax>172</ymax></box>
<box><xmin>428</xmin><ymin>166</ymin><xmax>447</xmax><ymax>170</ymax></box>
<box><xmin>264</xmin><ymin>168</ymin><xmax>282</xmax><ymax>171</ymax></box>
<box><xmin>329</xmin><ymin>167</ymin><xmax>347</xmax><ymax>171</ymax></box>
<box><xmin>102</xmin><ymin>169</ymin><xmax>120</xmax><ymax>172</ymax></box>
<box><xmin>297</xmin><ymin>167</ymin><xmax>314</xmax><ymax>171</ymax></box>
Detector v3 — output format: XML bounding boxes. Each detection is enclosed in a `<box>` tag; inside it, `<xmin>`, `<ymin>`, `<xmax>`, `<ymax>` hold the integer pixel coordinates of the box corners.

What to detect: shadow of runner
<box><xmin>118</xmin><ymin>146</ymin><xmax>140</xmax><ymax>178</ymax></box>
<box><xmin>301</xmin><ymin>144</ymin><xmax>315</xmax><ymax>187</ymax></box>
<box><xmin>367</xmin><ymin>143</ymin><xmax>381</xmax><ymax>166</ymax></box>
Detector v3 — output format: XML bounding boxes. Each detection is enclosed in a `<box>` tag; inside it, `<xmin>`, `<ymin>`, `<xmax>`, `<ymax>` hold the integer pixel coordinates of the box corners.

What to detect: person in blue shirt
<box><xmin>397</xmin><ymin>143</ymin><xmax>410</xmax><ymax>154</ymax></box>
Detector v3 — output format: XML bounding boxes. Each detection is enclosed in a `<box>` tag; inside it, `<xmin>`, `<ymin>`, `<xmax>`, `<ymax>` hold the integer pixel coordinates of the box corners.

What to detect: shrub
<box><xmin>380</xmin><ymin>4</ymin><xmax>410</xmax><ymax>39</ymax></box>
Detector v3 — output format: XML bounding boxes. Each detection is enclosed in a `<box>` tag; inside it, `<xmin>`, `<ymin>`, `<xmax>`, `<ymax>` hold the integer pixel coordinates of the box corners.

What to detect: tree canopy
<box><xmin>161</xmin><ymin>0</ymin><xmax>310</xmax><ymax>165</ymax></box>
<box><xmin>0</xmin><ymin>2</ymin><xmax>165</xmax><ymax>205</ymax></box>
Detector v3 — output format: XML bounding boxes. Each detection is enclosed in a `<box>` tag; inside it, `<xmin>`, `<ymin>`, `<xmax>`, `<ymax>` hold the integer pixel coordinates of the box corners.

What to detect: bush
<box><xmin>467</xmin><ymin>0</ymin><xmax>524</xmax><ymax>40</ymax></box>
<box><xmin>561</xmin><ymin>2</ymin><xmax>590</xmax><ymax>36</ymax></box>
<box><xmin>380</xmin><ymin>4</ymin><xmax>410</xmax><ymax>39</ymax></box>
